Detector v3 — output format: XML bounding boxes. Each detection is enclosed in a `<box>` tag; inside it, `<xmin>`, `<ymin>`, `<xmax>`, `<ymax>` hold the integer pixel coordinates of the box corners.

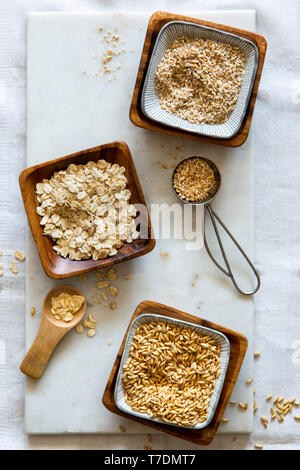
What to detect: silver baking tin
<box><xmin>141</xmin><ymin>21</ymin><xmax>259</xmax><ymax>139</ymax></box>
<box><xmin>114</xmin><ymin>313</ymin><xmax>230</xmax><ymax>430</ymax></box>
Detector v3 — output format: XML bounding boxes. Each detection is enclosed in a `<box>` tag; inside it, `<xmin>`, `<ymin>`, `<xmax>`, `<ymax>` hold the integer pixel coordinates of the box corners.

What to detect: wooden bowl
<box><xmin>102</xmin><ymin>300</ymin><xmax>248</xmax><ymax>445</ymax></box>
<box><xmin>19</xmin><ymin>141</ymin><xmax>155</xmax><ymax>279</ymax></box>
<box><xmin>130</xmin><ymin>10</ymin><xmax>267</xmax><ymax>147</ymax></box>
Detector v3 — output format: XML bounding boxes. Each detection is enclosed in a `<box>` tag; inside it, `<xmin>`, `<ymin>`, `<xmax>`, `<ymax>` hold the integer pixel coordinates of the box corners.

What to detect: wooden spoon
<box><xmin>20</xmin><ymin>285</ymin><xmax>86</xmax><ymax>379</ymax></box>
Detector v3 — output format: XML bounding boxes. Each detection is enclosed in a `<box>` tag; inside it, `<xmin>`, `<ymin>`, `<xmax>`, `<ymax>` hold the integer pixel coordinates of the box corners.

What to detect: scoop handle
<box><xmin>20</xmin><ymin>321</ymin><xmax>68</xmax><ymax>379</ymax></box>
<box><xmin>204</xmin><ymin>205</ymin><xmax>260</xmax><ymax>296</ymax></box>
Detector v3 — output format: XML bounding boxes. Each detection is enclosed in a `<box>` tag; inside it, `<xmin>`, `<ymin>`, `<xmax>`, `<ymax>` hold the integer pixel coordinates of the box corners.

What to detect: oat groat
<box><xmin>122</xmin><ymin>321</ymin><xmax>221</xmax><ymax>427</ymax></box>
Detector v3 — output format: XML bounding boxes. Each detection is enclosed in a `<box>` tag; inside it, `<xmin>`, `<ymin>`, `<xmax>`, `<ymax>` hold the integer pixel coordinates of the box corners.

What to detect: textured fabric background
<box><xmin>0</xmin><ymin>0</ymin><xmax>299</xmax><ymax>450</ymax></box>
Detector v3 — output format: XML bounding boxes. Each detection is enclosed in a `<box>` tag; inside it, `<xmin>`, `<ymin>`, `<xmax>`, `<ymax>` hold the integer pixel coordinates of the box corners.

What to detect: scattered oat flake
<box><xmin>106</xmin><ymin>268</ymin><xmax>117</xmax><ymax>280</ymax></box>
<box><xmin>246</xmin><ymin>378</ymin><xmax>253</xmax><ymax>385</ymax></box>
<box><xmin>160</xmin><ymin>251</ymin><xmax>169</xmax><ymax>259</ymax></box>
<box><xmin>110</xmin><ymin>301</ymin><xmax>116</xmax><ymax>310</ymax></box>
<box><xmin>229</xmin><ymin>400</ymin><xmax>236</xmax><ymax>405</ymax></box>
<box><xmin>119</xmin><ymin>425</ymin><xmax>126</xmax><ymax>433</ymax></box>
<box><xmin>87</xmin><ymin>329</ymin><xmax>96</xmax><ymax>337</ymax></box>
<box><xmin>261</xmin><ymin>416</ymin><xmax>268</xmax><ymax>428</ymax></box>
<box><xmin>31</xmin><ymin>307</ymin><xmax>35</xmax><ymax>316</ymax></box>
<box><xmin>266</xmin><ymin>395</ymin><xmax>272</xmax><ymax>401</ymax></box>
<box><xmin>222</xmin><ymin>418</ymin><xmax>229</xmax><ymax>423</ymax></box>
<box><xmin>14</xmin><ymin>250</ymin><xmax>26</xmax><ymax>261</ymax></box>
<box><xmin>125</xmin><ymin>274</ymin><xmax>133</xmax><ymax>280</ymax></box>
<box><xmin>93</xmin><ymin>296</ymin><xmax>102</xmax><ymax>304</ymax></box>
<box><xmin>10</xmin><ymin>262</ymin><xmax>18</xmax><ymax>274</ymax></box>
<box><xmin>83</xmin><ymin>320</ymin><xmax>96</xmax><ymax>329</ymax></box>
<box><xmin>107</xmin><ymin>339</ymin><xmax>112</xmax><ymax>345</ymax></box>
<box><xmin>97</xmin><ymin>280</ymin><xmax>109</xmax><ymax>289</ymax></box>
<box><xmin>107</xmin><ymin>285</ymin><xmax>118</xmax><ymax>296</ymax></box>
<box><xmin>88</xmin><ymin>313</ymin><xmax>96</xmax><ymax>323</ymax></box>
<box><xmin>76</xmin><ymin>324</ymin><xmax>84</xmax><ymax>334</ymax></box>
<box><xmin>294</xmin><ymin>416</ymin><xmax>300</xmax><ymax>421</ymax></box>
<box><xmin>254</xmin><ymin>351</ymin><xmax>261</xmax><ymax>358</ymax></box>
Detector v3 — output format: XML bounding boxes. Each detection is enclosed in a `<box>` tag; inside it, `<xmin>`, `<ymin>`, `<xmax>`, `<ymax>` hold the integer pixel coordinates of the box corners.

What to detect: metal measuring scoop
<box><xmin>172</xmin><ymin>156</ymin><xmax>260</xmax><ymax>296</ymax></box>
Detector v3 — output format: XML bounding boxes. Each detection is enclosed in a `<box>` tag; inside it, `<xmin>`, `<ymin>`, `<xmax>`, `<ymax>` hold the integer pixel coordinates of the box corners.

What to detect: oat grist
<box><xmin>156</xmin><ymin>36</ymin><xmax>246</xmax><ymax>125</ymax></box>
<box><xmin>122</xmin><ymin>321</ymin><xmax>221</xmax><ymax>427</ymax></box>
<box><xmin>173</xmin><ymin>158</ymin><xmax>218</xmax><ymax>202</ymax></box>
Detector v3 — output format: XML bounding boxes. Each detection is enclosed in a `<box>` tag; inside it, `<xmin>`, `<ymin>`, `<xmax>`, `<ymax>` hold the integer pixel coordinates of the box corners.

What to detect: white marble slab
<box><xmin>26</xmin><ymin>10</ymin><xmax>256</xmax><ymax>434</ymax></box>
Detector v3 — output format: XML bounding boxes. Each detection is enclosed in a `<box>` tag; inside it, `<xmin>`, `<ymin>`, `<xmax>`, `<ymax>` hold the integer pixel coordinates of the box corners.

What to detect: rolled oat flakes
<box><xmin>36</xmin><ymin>160</ymin><xmax>139</xmax><ymax>261</ymax></box>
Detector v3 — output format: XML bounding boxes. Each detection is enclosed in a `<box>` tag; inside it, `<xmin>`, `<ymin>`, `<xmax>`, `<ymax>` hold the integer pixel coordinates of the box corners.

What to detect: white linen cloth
<box><xmin>0</xmin><ymin>0</ymin><xmax>299</xmax><ymax>450</ymax></box>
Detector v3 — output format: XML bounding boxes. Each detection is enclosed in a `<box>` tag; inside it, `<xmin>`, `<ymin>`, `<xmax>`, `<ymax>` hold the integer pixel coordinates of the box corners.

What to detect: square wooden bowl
<box><xmin>130</xmin><ymin>11</ymin><xmax>267</xmax><ymax>147</ymax></box>
<box><xmin>19</xmin><ymin>141</ymin><xmax>155</xmax><ymax>279</ymax></box>
<box><xmin>102</xmin><ymin>300</ymin><xmax>248</xmax><ymax>445</ymax></box>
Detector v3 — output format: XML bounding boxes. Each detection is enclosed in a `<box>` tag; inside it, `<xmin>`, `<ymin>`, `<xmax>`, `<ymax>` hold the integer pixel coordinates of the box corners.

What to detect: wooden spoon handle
<box><xmin>20</xmin><ymin>322</ymin><xmax>67</xmax><ymax>379</ymax></box>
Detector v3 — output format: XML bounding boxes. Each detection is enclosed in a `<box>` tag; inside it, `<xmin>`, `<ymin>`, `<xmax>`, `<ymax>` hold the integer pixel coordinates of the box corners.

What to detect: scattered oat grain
<box><xmin>10</xmin><ymin>262</ymin><xmax>18</xmax><ymax>274</ymax></box>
